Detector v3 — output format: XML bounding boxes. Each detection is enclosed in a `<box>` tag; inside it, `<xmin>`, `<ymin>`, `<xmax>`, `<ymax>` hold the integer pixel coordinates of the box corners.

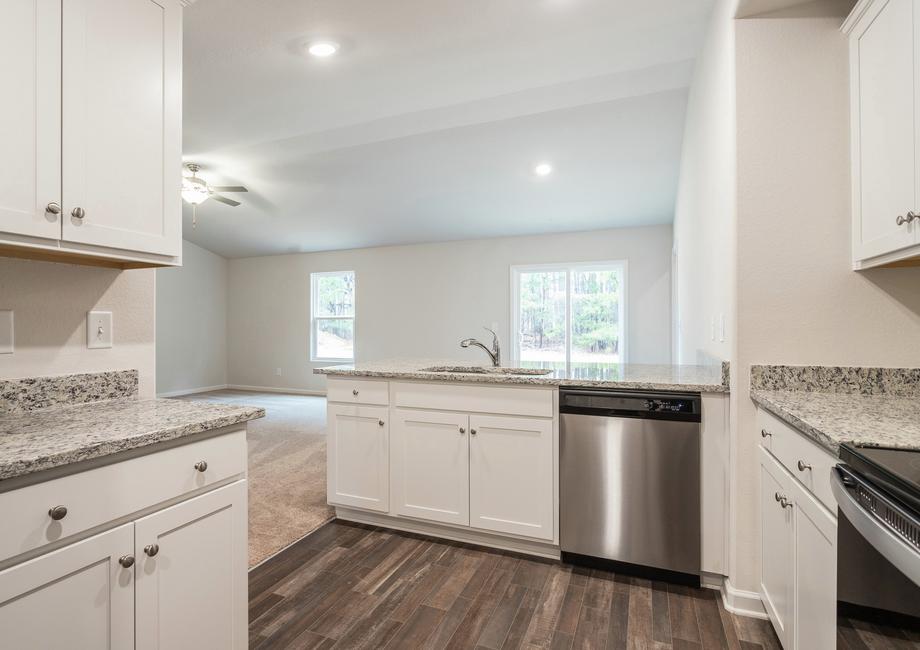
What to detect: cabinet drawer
<box><xmin>0</xmin><ymin>430</ymin><xmax>246</xmax><ymax>564</ymax></box>
<box><xmin>392</xmin><ymin>381</ymin><xmax>553</xmax><ymax>417</ymax></box>
<box><xmin>757</xmin><ymin>408</ymin><xmax>837</xmax><ymax>511</ymax></box>
<box><xmin>327</xmin><ymin>378</ymin><xmax>390</xmax><ymax>405</ymax></box>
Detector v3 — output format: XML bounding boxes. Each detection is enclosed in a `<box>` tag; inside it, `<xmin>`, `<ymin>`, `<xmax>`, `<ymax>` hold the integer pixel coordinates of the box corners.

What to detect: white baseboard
<box><xmin>335</xmin><ymin>507</ymin><xmax>561</xmax><ymax>560</ymax></box>
<box><xmin>720</xmin><ymin>577</ymin><xmax>768</xmax><ymax>619</ymax></box>
<box><xmin>227</xmin><ymin>384</ymin><xmax>327</xmax><ymax>397</ymax></box>
<box><xmin>157</xmin><ymin>384</ymin><xmax>229</xmax><ymax>398</ymax></box>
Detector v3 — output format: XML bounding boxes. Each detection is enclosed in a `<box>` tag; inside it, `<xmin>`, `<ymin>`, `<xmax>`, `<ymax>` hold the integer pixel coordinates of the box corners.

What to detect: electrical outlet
<box><xmin>87</xmin><ymin>311</ymin><xmax>113</xmax><ymax>349</ymax></box>
<box><xmin>710</xmin><ymin>316</ymin><xmax>716</xmax><ymax>342</ymax></box>
<box><xmin>275</xmin><ymin>367</ymin><xmax>282</xmax><ymax>377</ymax></box>
<box><xmin>719</xmin><ymin>314</ymin><xmax>726</xmax><ymax>343</ymax></box>
<box><xmin>0</xmin><ymin>310</ymin><xmax>12</xmax><ymax>354</ymax></box>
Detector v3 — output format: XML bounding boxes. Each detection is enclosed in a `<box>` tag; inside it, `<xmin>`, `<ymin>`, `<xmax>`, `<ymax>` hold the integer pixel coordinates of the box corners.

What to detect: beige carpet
<box><xmin>173</xmin><ymin>389</ymin><xmax>334</xmax><ymax>567</ymax></box>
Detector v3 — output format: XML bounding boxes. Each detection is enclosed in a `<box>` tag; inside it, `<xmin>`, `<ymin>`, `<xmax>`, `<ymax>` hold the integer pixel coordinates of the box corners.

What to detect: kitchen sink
<box><xmin>421</xmin><ymin>365</ymin><xmax>552</xmax><ymax>376</ymax></box>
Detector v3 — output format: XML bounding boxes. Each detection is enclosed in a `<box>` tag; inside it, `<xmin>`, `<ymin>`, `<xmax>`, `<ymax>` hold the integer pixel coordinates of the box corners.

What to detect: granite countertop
<box><xmin>315</xmin><ymin>359</ymin><xmax>729</xmax><ymax>393</ymax></box>
<box><xmin>0</xmin><ymin>398</ymin><xmax>265</xmax><ymax>482</ymax></box>
<box><xmin>751</xmin><ymin>389</ymin><xmax>920</xmax><ymax>455</ymax></box>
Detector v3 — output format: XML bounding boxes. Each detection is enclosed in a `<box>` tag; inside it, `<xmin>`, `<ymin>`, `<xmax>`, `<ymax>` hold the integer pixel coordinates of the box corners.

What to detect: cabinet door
<box><xmin>759</xmin><ymin>448</ymin><xmax>795</xmax><ymax>648</ymax></box>
<box><xmin>135</xmin><ymin>480</ymin><xmax>247</xmax><ymax>650</ymax></box>
<box><xmin>0</xmin><ymin>0</ymin><xmax>61</xmax><ymax>240</ymax></box>
<box><xmin>327</xmin><ymin>403</ymin><xmax>390</xmax><ymax>512</ymax></box>
<box><xmin>0</xmin><ymin>523</ymin><xmax>134</xmax><ymax>649</ymax></box>
<box><xmin>793</xmin><ymin>482</ymin><xmax>837</xmax><ymax>650</ymax></box>
<box><xmin>851</xmin><ymin>0</ymin><xmax>918</xmax><ymax>261</ymax></box>
<box><xmin>61</xmin><ymin>0</ymin><xmax>182</xmax><ymax>257</ymax></box>
<box><xmin>391</xmin><ymin>409</ymin><xmax>470</xmax><ymax>526</ymax></box>
<box><xmin>470</xmin><ymin>414</ymin><xmax>553</xmax><ymax>540</ymax></box>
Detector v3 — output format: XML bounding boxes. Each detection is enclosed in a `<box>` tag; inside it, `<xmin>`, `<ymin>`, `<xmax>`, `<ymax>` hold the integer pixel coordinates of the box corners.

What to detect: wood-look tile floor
<box><xmin>249</xmin><ymin>520</ymin><xmax>782</xmax><ymax>650</ymax></box>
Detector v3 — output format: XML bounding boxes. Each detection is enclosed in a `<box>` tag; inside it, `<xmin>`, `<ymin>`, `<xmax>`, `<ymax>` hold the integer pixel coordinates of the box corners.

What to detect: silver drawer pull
<box><xmin>48</xmin><ymin>505</ymin><xmax>68</xmax><ymax>521</ymax></box>
<box><xmin>144</xmin><ymin>544</ymin><xmax>159</xmax><ymax>557</ymax></box>
<box><xmin>761</xmin><ymin>429</ymin><xmax>772</xmax><ymax>438</ymax></box>
<box><xmin>797</xmin><ymin>460</ymin><xmax>812</xmax><ymax>472</ymax></box>
<box><xmin>119</xmin><ymin>555</ymin><xmax>135</xmax><ymax>568</ymax></box>
<box><xmin>352</xmin><ymin>389</ymin><xmax>359</xmax><ymax>396</ymax></box>
<box><xmin>194</xmin><ymin>460</ymin><xmax>208</xmax><ymax>472</ymax></box>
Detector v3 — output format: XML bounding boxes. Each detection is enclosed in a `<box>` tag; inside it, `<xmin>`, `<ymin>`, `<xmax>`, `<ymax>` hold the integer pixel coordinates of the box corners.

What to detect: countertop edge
<box><xmin>750</xmin><ymin>391</ymin><xmax>840</xmax><ymax>455</ymax></box>
<box><xmin>0</xmin><ymin>406</ymin><xmax>266</xmax><ymax>483</ymax></box>
<box><xmin>314</xmin><ymin>368</ymin><xmax>730</xmax><ymax>394</ymax></box>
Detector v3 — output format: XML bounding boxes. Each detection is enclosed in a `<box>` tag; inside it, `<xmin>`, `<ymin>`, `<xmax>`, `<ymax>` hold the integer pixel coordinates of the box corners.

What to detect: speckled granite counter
<box><xmin>0</xmin><ymin>398</ymin><xmax>265</xmax><ymax>482</ymax></box>
<box><xmin>315</xmin><ymin>359</ymin><xmax>730</xmax><ymax>393</ymax></box>
<box><xmin>750</xmin><ymin>365</ymin><xmax>920</xmax><ymax>455</ymax></box>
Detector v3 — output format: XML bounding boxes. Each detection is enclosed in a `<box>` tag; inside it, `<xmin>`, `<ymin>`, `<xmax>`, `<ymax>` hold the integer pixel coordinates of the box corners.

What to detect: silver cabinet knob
<box><xmin>897</xmin><ymin>214</ymin><xmax>908</xmax><ymax>225</ymax></box>
<box><xmin>378</xmin><ymin>419</ymin><xmax>385</xmax><ymax>427</ymax></box>
<box><xmin>459</xmin><ymin>427</ymin><xmax>466</xmax><ymax>434</ymax></box>
<box><xmin>144</xmin><ymin>544</ymin><xmax>159</xmax><ymax>557</ymax></box>
<box><xmin>774</xmin><ymin>492</ymin><xmax>783</xmax><ymax>502</ymax></box>
<box><xmin>352</xmin><ymin>389</ymin><xmax>359</xmax><ymax>396</ymax></box>
<box><xmin>761</xmin><ymin>429</ymin><xmax>771</xmax><ymax>438</ymax></box>
<box><xmin>71</xmin><ymin>206</ymin><xmax>85</xmax><ymax>220</ymax></box>
<box><xmin>194</xmin><ymin>460</ymin><xmax>208</xmax><ymax>472</ymax></box>
<box><xmin>46</xmin><ymin>202</ymin><xmax>62</xmax><ymax>215</ymax></box>
<box><xmin>774</xmin><ymin>492</ymin><xmax>792</xmax><ymax>508</ymax></box>
<box><xmin>896</xmin><ymin>212</ymin><xmax>917</xmax><ymax>225</ymax></box>
<box><xmin>119</xmin><ymin>555</ymin><xmax>135</xmax><ymax>568</ymax></box>
<box><xmin>470</xmin><ymin>428</ymin><xmax>477</xmax><ymax>435</ymax></box>
<box><xmin>797</xmin><ymin>460</ymin><xmax>812</xmax><ymax>472</ymax></box>
<box><xmin>48</xmin><ymin>505</ymin><xmax>68</xmax><ymax>521</ymax></box>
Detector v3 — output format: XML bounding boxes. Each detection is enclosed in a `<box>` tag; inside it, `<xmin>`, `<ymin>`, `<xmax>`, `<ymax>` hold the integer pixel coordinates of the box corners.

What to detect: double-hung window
<box><xmin>511</xmin><ymin>261</ymin><xmax>627</xmax><ymax>369</ymax></box>
<box><xmin>311</xmin><ymin>271</ymin><xmax>355</xmax><ymax>362</ymax></box>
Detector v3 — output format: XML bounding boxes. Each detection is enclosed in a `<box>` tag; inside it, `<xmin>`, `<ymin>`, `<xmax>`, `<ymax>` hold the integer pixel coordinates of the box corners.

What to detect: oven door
<box><xmin>832</xmin><ymin>465</ymin><xmax>920</xmax><ymax>620</ymax></box>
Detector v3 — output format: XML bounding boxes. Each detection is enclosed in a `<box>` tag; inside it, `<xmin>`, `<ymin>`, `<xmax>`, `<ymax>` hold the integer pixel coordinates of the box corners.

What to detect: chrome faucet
<box><xmin>460</xmin><ymin>327</ymin><xmax>501</xmax><ymax>367</ymax></box>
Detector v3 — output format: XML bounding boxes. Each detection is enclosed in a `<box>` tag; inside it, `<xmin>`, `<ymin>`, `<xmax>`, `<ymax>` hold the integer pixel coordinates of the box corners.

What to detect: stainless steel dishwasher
<box><xmin>560</xmin><ymin>389</ymin><xmax>701</xmax><ymax>585</ymax></box>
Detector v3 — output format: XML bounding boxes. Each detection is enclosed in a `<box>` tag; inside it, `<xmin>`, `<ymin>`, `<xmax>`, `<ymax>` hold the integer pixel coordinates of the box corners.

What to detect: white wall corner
<box><xmin>720</xmin><ymin>577</ymin><xmax>767</xmax><ymax>619</ymax></box>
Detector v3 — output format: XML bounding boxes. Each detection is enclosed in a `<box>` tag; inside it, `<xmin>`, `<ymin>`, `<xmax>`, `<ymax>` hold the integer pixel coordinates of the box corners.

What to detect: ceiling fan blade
<box><xmin>209</xmin><ymin>186</ymin><xmax>248</xmax><ymax>193</ymax></box>
<box><xmin>210</xmin><ymin>194</ymin><xmax>241</xmax><ymax>207</ymax></box>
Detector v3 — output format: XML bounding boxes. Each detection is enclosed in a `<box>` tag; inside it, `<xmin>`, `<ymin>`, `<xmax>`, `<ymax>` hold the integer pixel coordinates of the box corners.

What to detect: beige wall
<box><xmin>0</xmin><ymin>259</ymin><xmax>156</xmax><ymax>397</ymax></box>
<box><xmin>156</xmin><ymin>241</ymin><xmax>228</xmax><ymax>395</ymax></box>
<box><xmin>227</xmin><ymin>226</ymin><xmax>673</xmax><ymax>393</ymax></box>
<box><xmin>731</xmin><ymin>10</ymin><xmax>920</xmax><ymax>591</ymax></box>
<box><xmin>673</xmin><ymin>0</ymin><xmax>739</xmax><ymax>366</ymax></box>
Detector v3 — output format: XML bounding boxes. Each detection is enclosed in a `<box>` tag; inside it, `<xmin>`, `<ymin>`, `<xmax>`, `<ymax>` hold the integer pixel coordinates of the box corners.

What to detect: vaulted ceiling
<box><xmin>182</xmin><ymin>0</ymin><xmax>715</xmax><ymax>257</ymax></box>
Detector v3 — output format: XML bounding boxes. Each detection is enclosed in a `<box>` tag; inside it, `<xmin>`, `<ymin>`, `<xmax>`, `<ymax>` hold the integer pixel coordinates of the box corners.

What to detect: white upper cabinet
<box><xmin>0</xmin><ymin>0</ymin><xmax>182</xmax><ymax>267</ymax></box>
<box><xmin>0</xmin><ymin>0</ymin><xmax>61</xmax><ymax>241</ymax></box>
<box><xmin>846</xmin><ymin>0</ymin><xmax>920</xmax><ymax>268</ymax></box>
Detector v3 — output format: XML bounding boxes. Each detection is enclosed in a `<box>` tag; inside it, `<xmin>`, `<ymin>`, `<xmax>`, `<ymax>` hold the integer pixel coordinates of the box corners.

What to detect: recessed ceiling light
<box><xmin>307</xmin><ymin>41</ymin><xmax>339</xmax><ymax>58</ymax></box>
<box><xmin>534</xmin><ymin>163</ymin><xmax>553</xmax><ymax>177</ymax></box>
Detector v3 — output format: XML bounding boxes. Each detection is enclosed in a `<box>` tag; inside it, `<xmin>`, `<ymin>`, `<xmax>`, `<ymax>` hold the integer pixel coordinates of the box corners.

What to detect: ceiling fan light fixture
<box><xmin>307</xmin><ymin>41</ymin><xmax>339</xmax><ymax>58</ymax></box>
<box><xmin>181</xmin><ymin>176</ymin><xmax>210</xmax><ymax>205</ymax></box>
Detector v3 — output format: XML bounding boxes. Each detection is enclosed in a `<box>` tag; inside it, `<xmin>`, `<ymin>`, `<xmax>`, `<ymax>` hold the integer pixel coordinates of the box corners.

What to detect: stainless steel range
<box><xmin>833</xmin><ymin>444</ymin><xmax>920</xmax><ymax>625</ymax></box>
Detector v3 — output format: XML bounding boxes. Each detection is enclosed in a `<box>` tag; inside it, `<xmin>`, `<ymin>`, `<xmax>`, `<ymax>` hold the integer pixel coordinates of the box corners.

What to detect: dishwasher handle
<box><xmin>559</xmin><ymin>389</ymin><xmax>701</xmax><ymax>422</ymax></box>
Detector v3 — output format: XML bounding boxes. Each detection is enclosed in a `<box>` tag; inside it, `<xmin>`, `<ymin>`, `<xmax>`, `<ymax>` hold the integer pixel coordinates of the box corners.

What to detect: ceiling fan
<box><xmin>181</xmin><ymin>163</ymin><xmax>249</xmax><ymax>227</ymax></box>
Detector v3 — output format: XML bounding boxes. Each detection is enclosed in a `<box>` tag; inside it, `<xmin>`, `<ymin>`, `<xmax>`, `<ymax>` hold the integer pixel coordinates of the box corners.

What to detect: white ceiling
<box><xmin>182</xmin><ymin>0</ymin><xmax>715</xmax><ymax>257</ymax></box>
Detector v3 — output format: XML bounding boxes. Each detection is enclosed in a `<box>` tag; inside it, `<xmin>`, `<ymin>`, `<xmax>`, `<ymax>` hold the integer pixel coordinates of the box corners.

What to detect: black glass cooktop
<box><xmin>840</xmin><ymin>444</ymin><xmax>920</xmax><ymax>513</ymax></box>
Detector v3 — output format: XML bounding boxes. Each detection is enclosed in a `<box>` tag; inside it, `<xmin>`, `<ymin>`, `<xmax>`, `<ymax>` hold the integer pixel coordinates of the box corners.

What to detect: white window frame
<box><xmin>510</xmin><ymin>260</ymin><xmax>628</xmax><ymax>367</ymax></box>
<box><xmin>310</xmin><ymin>270</ymin><xmax>356</xmax><ymax>363</ymax></box>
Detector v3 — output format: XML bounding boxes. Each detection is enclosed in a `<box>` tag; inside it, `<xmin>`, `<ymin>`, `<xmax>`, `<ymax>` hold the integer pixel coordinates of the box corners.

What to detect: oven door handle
<box><xmin>831</xmin><ymin>466</ymin><xmax>920</xmax><ymax>588</ymax></box>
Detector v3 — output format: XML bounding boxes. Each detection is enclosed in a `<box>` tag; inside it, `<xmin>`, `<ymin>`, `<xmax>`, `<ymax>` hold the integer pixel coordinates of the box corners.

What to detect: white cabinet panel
<box><xmin>793</xmin><ymin>482</ymin><xmax>837</xmax><ymax>650</ymax></box>
<box><xmin>327</xmin><ymin>404</ymin><xmax>389</xmax><ymax>512</ymax></box>
<box><xmin>135</xmin><ymin>480</ymin><xmax>247</xmax><ymax>650</ymax></box>
<box><xmin>470</xmin><ymin>414</ymin><xmax>553</xmax><ymax>540</ymax></box>
<box><xmin>760</xmin><ymin>447</ymin><xmax>795</xmax><ymax>649</ymax></box>
<box><xmin>0</xmin><ymin>523</ymin><xmax>134</xmax><ymax>649</ymax></box>
<box><xmin>0</xmin><ymin>0</ymin><xmax>61</xmax><ymax>240</ymax></box>
<box><xmin>61</xmin><ymin>0</ymin><xmax>182</xmax><ymax>257</ymax></box>
<box><xmin>391</xmin><ymin>409</ymin><xmax>470</xmax><ymax>526</ymax></box>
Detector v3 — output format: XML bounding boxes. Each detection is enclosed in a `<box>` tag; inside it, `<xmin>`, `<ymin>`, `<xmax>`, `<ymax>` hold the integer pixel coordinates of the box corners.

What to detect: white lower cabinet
<box><xmin>759</xmin><ymin>445</ymin><xmax>837</xmax><ymax>650</ymax></box>
<box><xmin>135</xmin><ymin>480</ymin><xmax>248</xmax><ymax>650</ymax></box>
<box><xmin>391</xmin><ymin>409</ymin><xmax>470</xmax><ymax>526</ymax></box>
<box><xmin>0</xmin><ymin>523</ymin><xmax>135</xmax><ymax>649</ymax></box>
<box><xmin>327</xmin><ymin>403</ymin><xmax>390</xmax><ymax>512</ymax></box>
<box><xmin>470</xmin><ymin>414</ymin><xmax>553</xmax><ymax>540</ymax></box>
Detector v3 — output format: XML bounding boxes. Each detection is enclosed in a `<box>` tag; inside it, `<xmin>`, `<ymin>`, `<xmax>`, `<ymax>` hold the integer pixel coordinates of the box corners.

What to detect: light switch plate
<box><xmin>0</xmin><ymin>310</ymin><xmax>12</xmax><ymax>354</ymax></box>
<box><xmin>87</xmin><ymin>311</ymin><xmax>113</xmax><ymax>349</ymax></box>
